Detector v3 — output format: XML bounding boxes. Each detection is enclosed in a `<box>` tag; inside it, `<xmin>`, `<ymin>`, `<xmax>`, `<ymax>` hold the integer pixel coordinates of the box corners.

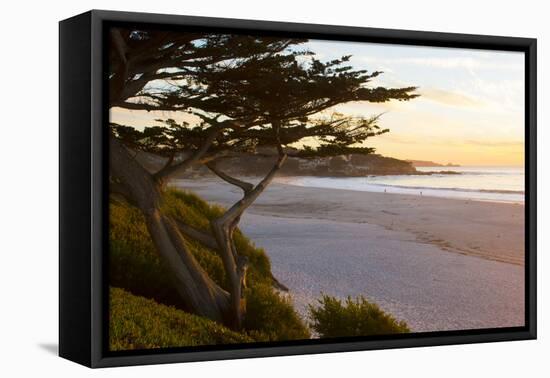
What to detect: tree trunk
<box><xmin>209</xmin><ymin>153</ymin><xmax>288</xmax><ymax>329</ymax></box>
<box><xmin>107</xmin><ymin>33</ymin><xmax>236</xmax><ymax>325</ymax></box>
<box><xmin>210</xmin><ymin>217</ymin><xmax>247</xmax><ymax>329</ymax></box>
<box><xmin>109</xmin><ymin>135</ymin><xmax>231</xmax><ymax>323</ymax></box>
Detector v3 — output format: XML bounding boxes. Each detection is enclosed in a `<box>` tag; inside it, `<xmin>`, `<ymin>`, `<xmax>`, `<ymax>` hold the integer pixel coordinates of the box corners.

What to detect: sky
<box><xmin>111</xmin><ymin>38</ymin><xmax>525</xmax><ymax>167</ymax></box>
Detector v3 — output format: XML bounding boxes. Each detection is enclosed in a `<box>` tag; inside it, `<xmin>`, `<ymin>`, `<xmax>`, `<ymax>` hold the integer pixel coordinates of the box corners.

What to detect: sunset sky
<box><xmin>111</xmin><ymin>39</ymin><xmax>525</xmax><ymax>167</ymax></box>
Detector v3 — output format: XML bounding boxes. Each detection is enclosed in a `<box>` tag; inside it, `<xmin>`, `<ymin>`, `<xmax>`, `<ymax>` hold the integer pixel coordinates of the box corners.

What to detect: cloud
<box><xmin>373</xmin><ymin>132</ymin><xmax>523</xmax><ymax>149</ymax></box>
<box><xmin>360</xmin><ymin>55</ymin><xmax>523</xmax><ymax>72</ymax></box>
<box><xmin>419</xmin><ymin>87</ymin><xmax>482</xmax><ymax>108</ymax></box>
<box><xmin>464</xmin><ymin>140</ymin><xmax>524</xmax><ymax>147</ymax></box>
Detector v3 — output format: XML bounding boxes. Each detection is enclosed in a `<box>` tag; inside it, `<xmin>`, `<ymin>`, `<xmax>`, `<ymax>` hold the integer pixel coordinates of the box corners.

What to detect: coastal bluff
<box><xmin>215</xmin><ymin>151</ymin><xmax>418</xmax><ymax>177</ymax></box>
<box><xmin>135</xmin><ymin>147</ymin><xmax>461</xmax><ymax>178</ymax></box>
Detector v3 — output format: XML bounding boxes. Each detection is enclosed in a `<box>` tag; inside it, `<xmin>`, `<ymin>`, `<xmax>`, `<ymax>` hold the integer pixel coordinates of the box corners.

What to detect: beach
<box><xmin>172</xmin><ymin>177</ymin><xmax>525</xmax><ymax>332</ymax></box>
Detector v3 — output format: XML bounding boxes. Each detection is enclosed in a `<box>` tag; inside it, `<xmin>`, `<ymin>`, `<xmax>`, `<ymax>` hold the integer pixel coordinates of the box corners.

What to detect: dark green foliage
<box><xmin>244</xmin><ymin>284</ymin><xmax>310</xmax><ymax>341</ymax></box>
<box><xmin>297</xmin><ymin>145</ymin><xmax>377</xmax><ymax>159</ymax></box>
<box><xmin>111</xmin><ymin>29</ymin><xmax>418</xmax><ymax>164</ymax></box>
<box><xmin>185</xmin><ymin>52</ymin><xmax>417</xmax><ymax>125</ymax></box>
<box><xmin>329</xmin><ymin>156</ymin><xmax>348</xmax><ymax>171</ymax></box>
<box><xmin>308</xmin><ymin>295</ymin><xmax>410</xmax><ymax>338</ymax></box>
<box><xmin>111</xmin><ymin>119</ymin><xmax>225</xmax><ymax>158</ymax></box>
<box><xmin>110</xmin><ymin>29</ymin><xmax>305</xmax><ymax>109</ymax></box>
<box><xmin>109</xmin><ymin>188</ymin><xmax>308</xmax><ymax>344</ymax></box>
<box><xmin>349</xmin><ymin>154</ymin><xmax>417</xmax><ymax>175</ymax></box>
<box><xmin>110</xmin><ymin>287</ymin><xmax>252</xmax><ymax>351</ymax></box>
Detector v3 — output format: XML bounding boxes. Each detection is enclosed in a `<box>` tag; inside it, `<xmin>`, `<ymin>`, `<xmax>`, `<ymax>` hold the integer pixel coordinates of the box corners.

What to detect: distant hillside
<box><xmin>407</xmin><ymin>160</ymin><xmax>460</xmax><ymax>167</ymax></box>
<box><xmin>134</xmin><ymin>148</ymin><xmax>457</xmax><ymax>177</ymax></box>
<box><xmin>197</xmin><ymin>148</ymin><xmax>417</xmax><ymax>177</ymax></box>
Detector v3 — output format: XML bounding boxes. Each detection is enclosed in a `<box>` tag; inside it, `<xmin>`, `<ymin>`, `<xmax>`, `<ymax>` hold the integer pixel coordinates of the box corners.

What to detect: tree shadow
<box><xmin>38</xmin><ymin>343</ymin><xmax>58</xmax><ymax>356</ymax></box>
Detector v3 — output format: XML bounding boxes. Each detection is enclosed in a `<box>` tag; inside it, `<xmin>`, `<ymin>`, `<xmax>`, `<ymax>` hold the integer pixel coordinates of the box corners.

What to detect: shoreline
<box><xmin>274</xmin><ymin>175</ymin><xmax>525</xmax><ymax>205</ymax></box>
<box><xmin>173</xmin><ymin>177</ymin><xmax>525</xmax><ymax>266</ymax></box>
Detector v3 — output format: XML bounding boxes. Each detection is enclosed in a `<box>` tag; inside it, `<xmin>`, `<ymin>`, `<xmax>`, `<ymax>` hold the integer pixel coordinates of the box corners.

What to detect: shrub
<box><xmin>109</xmin><ymin>287</ymin><xmax>251</xmax><ymax>351</ymax></box>
<box><xmin>308</xmin><ymin>295</ymin><xmax>410</xmax><ymax>338</ymax></box>
<box><xmin>244</xmin><ymin>284</ymin><xmax>310</xmax><ymax>341</ymax></box>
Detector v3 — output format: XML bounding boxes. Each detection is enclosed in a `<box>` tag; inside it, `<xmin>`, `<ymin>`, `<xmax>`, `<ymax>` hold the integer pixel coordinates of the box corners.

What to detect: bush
<box><xmin>308</xmin><ymin>295</ymin><xmax>409</xmax><ymax>338</ymax></box>
<box><xmin>244</xmin><ymin>284</ymin><xmax>310</xmax><ymax>341</ymax></box>
<box><xmin>109</xmin><ymin>188</ymin><xmax>308</xmax><ymax>346</ymax></box>
<box><xmin>110</xmin><ymin>287</ymin><xmax>252</xmax><ymax>351</ymax></box>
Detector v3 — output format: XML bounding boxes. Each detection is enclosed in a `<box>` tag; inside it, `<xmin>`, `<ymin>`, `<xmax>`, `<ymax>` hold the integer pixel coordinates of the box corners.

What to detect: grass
<box><xmin>109</xmin><ymin>188</ymin><xmax>309</xmax><ymax>350</ymax></box>
<box><xmin>110</xmin><ymin>287</ymin><xmax>252</xmax><ymax>351</ymax></box>
<box><xmin>110</xmin><ymin>187</ymin><xmax>408</xmax><ymax>349</ymax></box>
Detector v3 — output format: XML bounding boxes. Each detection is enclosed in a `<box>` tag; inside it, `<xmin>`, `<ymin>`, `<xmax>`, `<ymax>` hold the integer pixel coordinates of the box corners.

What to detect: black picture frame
<box><xmin>59</xmin><ymin>9</ymin><xmax>537</xmax><ymax>368</ymax></box>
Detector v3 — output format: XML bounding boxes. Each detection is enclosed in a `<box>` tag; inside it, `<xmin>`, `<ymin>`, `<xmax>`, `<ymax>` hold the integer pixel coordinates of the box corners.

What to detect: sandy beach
<box><xmin>172</xmin><ymin>177</ymin><xmax>525</xmax><ymax>332</ymax></box>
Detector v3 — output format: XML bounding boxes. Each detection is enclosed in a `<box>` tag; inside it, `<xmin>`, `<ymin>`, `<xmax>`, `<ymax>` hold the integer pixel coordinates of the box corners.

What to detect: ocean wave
<box><xmin>478</xmin><ymin>189</ymin><xmax>525</xmax><ymax>194</ymax></box>
<box><xmin>415</xmin><ymin>169</ymin><xmax>524</xmax><ymax>176</ymax></box>
<box><xmin>365</xmin><ymin>182</ymin><xmax>525</xmax><ymax>195</ymax></box>
<box><xmin>421</xmin><ymin>171</ymin><xmax>521</xmax><ymax>176</ymax></box>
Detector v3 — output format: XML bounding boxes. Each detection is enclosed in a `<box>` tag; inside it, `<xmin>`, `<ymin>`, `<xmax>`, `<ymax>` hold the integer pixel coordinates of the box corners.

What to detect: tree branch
<box><xmin>206</xmin><ymin>162</ymin><xmax>254</xmax><ymax>194</ymax></box>
<box><xmin>208</xmin><ymin>151</ymin><xmax>288</xmax><ymax>327</ymax></box>
<box><xmin>270</xmin><ymin>273</ymin><xmax>289</xmax><ymax>292</ymax></box>
<box><xmin>110</xmin><ymin>181</ymin><xmax>138</xmax><ymax>207</ymax></box>
<box><xmin>110</xmin><ymin>101</ymin><xmax>189</xmax><ymax>112</ymax></box>
<box><xmin>154</xmin><ymin>124</ymin><xmax>224</xmax><ymax>181</ymax></box>
<box><xmin>215</xmin><ymin>152</ymin><xmax>287</xmax><ymax>228</ymax></box>
<box><xmin>110</xmin><ymin>29</ymin><xmax>130</xmax><ymax>103</ymax></box>
<box><xmin>111</xmin><ymin>29</ymin><xmax>128</xmax><ymax>66</ymax></box>
<box><xmin>175</xmin><ymin>219</ymin><xmax>219</xmax><ymax>251</ymax></box>
<box><xmin>155</xmin><ymin>149</ymin><xmax>176</xmax><ymax>176</ymax></box>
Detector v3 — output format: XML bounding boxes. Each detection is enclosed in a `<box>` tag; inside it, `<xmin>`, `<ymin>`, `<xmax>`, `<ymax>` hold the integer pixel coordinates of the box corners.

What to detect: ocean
<box><xmin>281</xmin><ymin>166</ymin><xmax>525</xmax><ymax>203</ymax></box>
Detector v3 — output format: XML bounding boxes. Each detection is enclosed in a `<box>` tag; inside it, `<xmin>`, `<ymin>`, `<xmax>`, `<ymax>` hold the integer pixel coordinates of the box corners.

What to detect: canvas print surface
<box><xmin>108</xmin><ymin>26</ymin><xmax>525</xmax><ymax>352</ymax></box>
